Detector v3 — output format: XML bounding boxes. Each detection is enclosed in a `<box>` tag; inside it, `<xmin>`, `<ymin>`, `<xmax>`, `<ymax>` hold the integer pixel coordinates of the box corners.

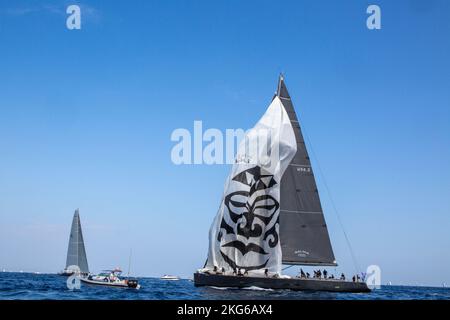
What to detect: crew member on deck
<box><xmin>299</xmin><ymin>269</ymin><xmax>306</xmax><ymax>278</ymax></box>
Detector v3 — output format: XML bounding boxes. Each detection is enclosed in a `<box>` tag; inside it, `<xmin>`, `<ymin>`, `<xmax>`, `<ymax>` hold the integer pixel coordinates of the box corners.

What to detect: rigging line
<box><xmin>282</xmin><ymin>265</ymin><xmax>295</xmax><ymax>271</ymax></box>
<box><xmin>300</xmin><ymin>122</ymin><xmax>361</xmax><ymax>276</ymax></box>
<box><xmin>127</xmin><ymin>249</ymin><xmax>132</xmax><ymax>277</ymax></box>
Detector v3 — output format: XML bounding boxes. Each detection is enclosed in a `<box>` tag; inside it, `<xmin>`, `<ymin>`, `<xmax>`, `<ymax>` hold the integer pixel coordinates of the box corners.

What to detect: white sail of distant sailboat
<box><xmin>205</xmin><ymin>96</ymin><xmax>297</xmax><ymax>274</ymax></box>
<box><xmin>63</xmin><ymin>209</ymin><xmax>89</xmax><ymax>275</ymax></box>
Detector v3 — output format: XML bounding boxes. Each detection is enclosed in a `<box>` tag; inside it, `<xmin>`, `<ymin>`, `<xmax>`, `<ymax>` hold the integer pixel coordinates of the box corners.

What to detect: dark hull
<box><xmin>194</xmin><ymin>272</ymin><xmax>370</xmax><ymax>293</ymax></box>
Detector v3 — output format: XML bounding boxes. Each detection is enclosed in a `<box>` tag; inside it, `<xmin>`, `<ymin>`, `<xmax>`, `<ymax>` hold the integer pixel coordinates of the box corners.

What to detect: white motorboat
<box><xmin>81</xmin><ymin>269</ymin><xmax>140</xmax><ymax>289</ymax></box>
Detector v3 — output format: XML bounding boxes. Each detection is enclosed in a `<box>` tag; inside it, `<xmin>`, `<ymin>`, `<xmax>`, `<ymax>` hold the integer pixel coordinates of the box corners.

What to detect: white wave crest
<box><xmin>242</xmin><ymin>286</ymin><xmax>274</xmax><ymax>291</ymax></box>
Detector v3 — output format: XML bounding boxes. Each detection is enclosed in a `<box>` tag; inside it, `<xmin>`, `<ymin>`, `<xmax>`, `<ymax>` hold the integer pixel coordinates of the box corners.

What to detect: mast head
<box><xmin>276</xmin><ymin>74</ymin><xmax>291</xmax><ymax>100</ymax></box>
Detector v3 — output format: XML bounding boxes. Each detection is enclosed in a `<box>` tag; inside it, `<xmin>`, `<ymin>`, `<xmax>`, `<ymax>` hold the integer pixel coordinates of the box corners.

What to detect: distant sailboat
<box><xmin>194</xmin><ymin>75</ymin><xmax>370</xmax><ymax>292</ymax></box>
<box><xmin>59</xmin><ymin>209</ymin><xmax>89</xmax><ymax>276</ymax></box>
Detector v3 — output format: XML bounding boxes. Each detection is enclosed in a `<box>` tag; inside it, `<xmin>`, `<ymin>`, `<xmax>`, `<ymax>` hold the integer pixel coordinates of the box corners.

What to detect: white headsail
<box><xmin>205</xmin><ymin>96</ymin><xmax>297</xmax><ymax>274</ymax></box>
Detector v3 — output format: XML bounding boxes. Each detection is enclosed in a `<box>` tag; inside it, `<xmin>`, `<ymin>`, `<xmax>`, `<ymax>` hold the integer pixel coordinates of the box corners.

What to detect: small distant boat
<box><xmin>2</xmin><ymin>269</ymin><xmax>5</xmax><ymax>272</ymax></box>
<box><xmin>59</xmin><ymin>209</ymin><xmax>90</xmax><ymax>277</ymax></box>
<box><xmin>81</xmin><ymin>269</ymin><xmax>140</xmax><ymax>289</ymax></box>
<box><xmin>160</xmin><ymin>275</ymin><xmax>180</xmax><ymax>281</ymax></box>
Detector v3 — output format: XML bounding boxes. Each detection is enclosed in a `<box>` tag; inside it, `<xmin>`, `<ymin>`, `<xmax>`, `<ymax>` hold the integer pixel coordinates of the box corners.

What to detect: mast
<box><xmin>277</xmin><ymin>75</ymin><xmax>337</xmax><ymax>266</ymax></box>
<box><xmin>127</xmin><ymin>249</ymin><xmax>132</xmax><ymax>277</ymax></box>
<box><xmin>65</xmin><ymin>209</ymin><xmax>90</xmax><ymax>273</ymax></box>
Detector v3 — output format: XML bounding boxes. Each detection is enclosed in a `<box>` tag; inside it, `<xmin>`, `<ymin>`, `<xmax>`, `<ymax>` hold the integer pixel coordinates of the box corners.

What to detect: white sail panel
<box><xmin>205</xmin><ymin>97</ymin><xmax>297</xmax><ymax>274</ymax></box>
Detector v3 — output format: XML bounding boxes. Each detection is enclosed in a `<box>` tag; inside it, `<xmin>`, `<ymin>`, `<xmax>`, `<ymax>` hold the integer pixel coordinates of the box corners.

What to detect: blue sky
<box><xmin>0</xmin><ymin>0</ymin><xmax>449</xmax><ymax>286</ymax></box>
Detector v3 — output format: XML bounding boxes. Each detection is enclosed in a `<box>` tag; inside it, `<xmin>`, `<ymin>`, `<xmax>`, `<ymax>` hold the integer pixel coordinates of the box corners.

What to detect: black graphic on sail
<box><xmin>219</xmin><ymin>166</ymin><xmax>280</xmax><ymax>270</ymax></box>
<box><xmin>66</xmin><ymin>209</ymin><xmax>89</xmax><ymax>273</ymax></box>
<box><xmin>276</xmin><ymin>76</ymin><xmax>337</xmax><ymax>266</ymax></box>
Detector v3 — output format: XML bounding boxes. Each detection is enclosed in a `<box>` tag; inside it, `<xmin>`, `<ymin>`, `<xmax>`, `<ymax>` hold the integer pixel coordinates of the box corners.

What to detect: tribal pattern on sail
<box><xmin>205</xmin><ymin>96</ymin><xmax>297</xmax><ymax>274</ymax></box>
<box><xmin>218</xmin><ymin>166</ymin><xmax>280</xmax><ymax>271</ymax></box>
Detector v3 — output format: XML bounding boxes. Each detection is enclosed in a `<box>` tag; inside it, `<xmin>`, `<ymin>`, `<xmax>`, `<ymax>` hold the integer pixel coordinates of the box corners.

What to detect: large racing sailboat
<box><xmin>194</xmin><ymin>75</ymin><xmax>370</xmax><ymax>292</ymax></box>
<box><xmin>59</xmin><ymin>209</ymin><xmax>89</xmax><ymax>276</ymax></box>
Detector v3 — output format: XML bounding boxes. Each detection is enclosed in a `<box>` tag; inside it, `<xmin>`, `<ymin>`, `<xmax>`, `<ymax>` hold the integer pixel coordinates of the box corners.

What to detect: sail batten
<box><xmin>277</xmin><ymin>75</ymin><xmax>337</xmax><ymax>266</ymax></box>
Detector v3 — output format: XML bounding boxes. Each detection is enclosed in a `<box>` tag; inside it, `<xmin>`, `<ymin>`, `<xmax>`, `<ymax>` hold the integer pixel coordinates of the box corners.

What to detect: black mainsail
<box><xmin>65</xmin><ymin>209</ymin><xmax>89</xmax><ymax>274</ymax></box>
<box><xmin>277</xmin><ymin>76</ymin><xmax>337</xmax><ymax>266</ymax></box>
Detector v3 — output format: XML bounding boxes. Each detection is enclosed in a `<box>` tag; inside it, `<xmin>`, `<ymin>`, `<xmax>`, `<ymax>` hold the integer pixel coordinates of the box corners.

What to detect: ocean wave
<box><xmin>1</xmin><ymin>273</ymin><xmax>449</xmax><ymax>300</ymax></box>
<box><xmin>242</xmin><ymin>286</ymin><xmax>274</xmax><ymax>292</ymax></box>
<box><xmin>208</xmin><ymin>286</ymin><xmax>233</xmax><ymax>290</ymax></box>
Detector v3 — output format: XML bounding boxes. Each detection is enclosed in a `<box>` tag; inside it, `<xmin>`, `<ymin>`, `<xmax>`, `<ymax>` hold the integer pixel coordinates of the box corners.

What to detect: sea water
<box><xmin>1</xmin><ymin>272</ymin><xmax>449</xmax><ymax>300</ymax></box>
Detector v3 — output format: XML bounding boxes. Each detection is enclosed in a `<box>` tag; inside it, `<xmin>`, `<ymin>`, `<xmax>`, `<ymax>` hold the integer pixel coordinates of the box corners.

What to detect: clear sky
<box><xmin>0</xmin><ymin>0</ymin><xmax>449</xmax><ymax>286</ymax></box>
